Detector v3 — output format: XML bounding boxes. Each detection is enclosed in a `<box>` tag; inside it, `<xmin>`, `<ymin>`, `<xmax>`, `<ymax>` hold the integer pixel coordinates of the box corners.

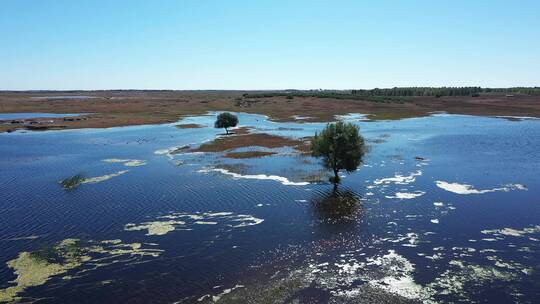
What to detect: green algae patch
<box><xmin>124</xmin><ymin>220</ymin><xmax>186</xmax><ymax>236</ymax></box>
<box><xmin>0</xmin><ymin>238</ymin><xmax>163</xmax><ymax>302</ymax></box>
<box><xmin>0</xmin><ymin>239</ymin><xmax>90</xmax><ymax>303</ymax></box>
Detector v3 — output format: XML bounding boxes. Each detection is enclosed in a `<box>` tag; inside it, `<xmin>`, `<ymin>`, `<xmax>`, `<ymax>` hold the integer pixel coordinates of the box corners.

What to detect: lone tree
<box><xmin>214</xmin><ymin>112</ymin><xmax>238</xmax><ymax>134</ymax></box>
<box><xmin>311</xmin><ymin>121</ymin><xmax>365</xmax><ymax>185</ymax></box>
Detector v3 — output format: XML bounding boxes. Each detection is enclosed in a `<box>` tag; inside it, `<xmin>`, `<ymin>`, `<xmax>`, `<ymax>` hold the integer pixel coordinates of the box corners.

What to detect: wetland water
<box><xmin>0</xmin><ymin>112</ymin><xmax>539</xmax><ymax>303</ymax></box>
<box><xmin>0</xmin><ymin>113</ymin><xmax>86</xmax><ymax>120</ymax></box>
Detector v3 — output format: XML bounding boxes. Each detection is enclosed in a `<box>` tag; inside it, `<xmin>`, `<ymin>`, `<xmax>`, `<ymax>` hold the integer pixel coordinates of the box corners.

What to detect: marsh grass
<box><xmin>60</xmin><ymin>174</ymin><xmax>85</xmax><ymax>190</ymax></box>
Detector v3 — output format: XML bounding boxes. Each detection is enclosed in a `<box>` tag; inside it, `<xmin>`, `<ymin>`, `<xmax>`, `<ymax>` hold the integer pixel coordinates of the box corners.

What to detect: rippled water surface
<box><xmin>1</xmin><ymin>113</ymin><xmax>539</xmax><ymax>303</ymax></box>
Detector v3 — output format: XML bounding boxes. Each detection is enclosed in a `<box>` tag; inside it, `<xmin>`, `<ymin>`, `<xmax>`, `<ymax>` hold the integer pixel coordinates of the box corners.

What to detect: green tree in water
<box><xmin>214</xmin><ymin>112</ymin><xmax>239</xmax><ymax>135</ymax></box>
<box><xmin>311</xmin><ymin>122</ymin><xmax>365</xmax><ymax>186</ymax></box>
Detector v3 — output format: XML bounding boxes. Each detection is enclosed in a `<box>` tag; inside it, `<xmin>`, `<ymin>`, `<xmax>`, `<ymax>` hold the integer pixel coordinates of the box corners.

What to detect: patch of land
<box><xmin>1</xmin><ymin>90</ymin><xmax>540</xmax><ymax>132</ymax></box>
<box><xmin>191</xmin><ymin>128</ymin><xmax>310</xmax><ymax>155</ymax></box>
<box><xmin>175</xmin><ymin>123</ymin><xmax>204</xmax><ymax>129</ymax></box>
<box><xmin>224</xmin><ymin>151</ymin><xmax>277</xmax><ymax>159</ymax></box>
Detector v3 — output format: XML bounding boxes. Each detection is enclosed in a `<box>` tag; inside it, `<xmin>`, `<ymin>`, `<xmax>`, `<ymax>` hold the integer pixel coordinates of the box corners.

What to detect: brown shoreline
<box><xmin>1</xmin><ymin>91</ymin><xmax>539</xmax><ymax>132</ymax></box>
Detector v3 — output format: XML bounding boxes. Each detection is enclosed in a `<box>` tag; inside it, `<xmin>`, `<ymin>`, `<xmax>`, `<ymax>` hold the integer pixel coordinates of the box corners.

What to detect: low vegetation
<box><xmin>192</xmin><ymin>130</ymin><xmax>310</xmax><ymax>154</ymax></box>
<box><xmin>224</xmin><ymin>151</ymin><xmax>277</xmax><ymax>159</ymax></box>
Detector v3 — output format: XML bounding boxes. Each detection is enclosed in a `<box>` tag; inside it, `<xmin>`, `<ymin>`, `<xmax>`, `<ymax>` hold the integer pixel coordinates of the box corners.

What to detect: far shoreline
<box><xmin>1</xmin><ymin>90</ymin><xmax>539</xmax><ymax>133</ymax></box>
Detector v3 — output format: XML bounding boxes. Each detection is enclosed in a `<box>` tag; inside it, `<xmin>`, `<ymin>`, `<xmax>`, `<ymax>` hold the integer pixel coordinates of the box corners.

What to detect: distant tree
<box><xmin>214</xmin><ymin>112</ymin><xmax>238</xmax><ymax>135</ymax></box>
<box><xmin>311</xmin><ymin>122</ymin><xmax>365</xmax><ymax>186</ymax></box>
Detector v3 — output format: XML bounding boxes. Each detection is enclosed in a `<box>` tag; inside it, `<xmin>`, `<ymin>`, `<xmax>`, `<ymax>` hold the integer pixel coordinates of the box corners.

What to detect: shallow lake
<box><xmin>0</xmin><ymin>112</ymin><xmax>539</xmax><ymax>303</ymax></box>
<box><xmin>30</xmin><ymin>96</ymin><xmax>98</xmax><ymax>100</ymax></box>
<box><xmin>0</xmin><ymin>113</ymin><xmax>86</xmax><ymax>120</ymax></box>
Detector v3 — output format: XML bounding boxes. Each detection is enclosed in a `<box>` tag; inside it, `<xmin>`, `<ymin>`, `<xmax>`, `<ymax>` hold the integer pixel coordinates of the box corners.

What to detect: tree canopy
<box><xmin>214</xmin><ymin>112</ymin><xmax>238</xmax><ymax>134</ymax></box>
<box><xmin>311</xmin><ymin>122</ymin><xmax>365</xmax><ymax>185</ymax></box>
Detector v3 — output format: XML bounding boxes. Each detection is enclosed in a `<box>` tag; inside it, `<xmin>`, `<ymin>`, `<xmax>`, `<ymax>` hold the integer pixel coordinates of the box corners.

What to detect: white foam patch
<box><xmin>198</xmin><ymin>167</ymin><xmax>309</xmax><ymax>186</ymax></box>
<box><xmin>228</xmin><ymin>215</ymin><xmax>265</xmax><ymax>228</ymax></box>
<box><xmin>291</xmin><ymin>115</ymin><xmax>313</xmax><ymax>120</ymax></box>
<box><xmin>431</xmin><ymin>219</ymin><xmax>440</xmax><ymax>224</ymax></box>
<box><xmin>435</xmin><ymin>181</ymin><xmax>527</xmax><ymax>195</ymax></box>
<box><xmin>365</xmin><ymin>250</ymin><xmax>430</xmax><ymax>301</ymax></box>
<box><xmin>385</xmin><ymin>191</ymin><xmax>425</xmax><ymax>200</ymax></box>
<box><xmin>334</xmin><ymin>113</ymin><xmax>370</xmax><ymax>121</ymax></box>
<box><xmin>81</xmin><ymin>170</ymin><xmax>129</xmax><ymax>184</ymax></box>
<box><xmin>379</xmin><ymin>232</ymin><xmax>419</xmax><ymax>247</ymax></box>
<box><xmin>481</xmin><ymin>226</ymin><xmax>540</xmax><ymax>238</ymax></box>
<box><xmin>197</xmin><ymin>284</ymin><xmax>245</xmax><ymax>302</ymax></box>
<box><xmin>103</xmin><ymin>159</ymin><xmax>147</xmax><ymax>167</ymax></box>
<box><xmin>433</xmin><ymin>202</ymin><xmax>444</xmax><ymax>207</ymax></box>
<box><xmin>374</xmin><ymin>170</ymin><xmax>422</xmax><ymax>185</ymax></box>
<box><xmin>154</xmin><ymin>145</ymin><xmax>199</xmax><ymax>159</ymax></box>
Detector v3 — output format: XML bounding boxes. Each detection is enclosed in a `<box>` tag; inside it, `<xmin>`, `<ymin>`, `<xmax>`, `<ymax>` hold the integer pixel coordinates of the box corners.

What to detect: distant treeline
<box><xmin>244</xmin><ymin>87</ymin><xmax>540</xmax><ymax>100</ymax></box>
<box><xmin>351</xmin><ymin>87</ymin><xmax>483</xmax><ymax>97</ymax></box>
<box><xmin>351</xmin><ymin>87</ymin><xmax>540</xmax><ymax>97</ymax></box>
<box><xmin>242</xmin><ymin>91</ymin><xmax>410</xmax><ymax>103</ymax></box>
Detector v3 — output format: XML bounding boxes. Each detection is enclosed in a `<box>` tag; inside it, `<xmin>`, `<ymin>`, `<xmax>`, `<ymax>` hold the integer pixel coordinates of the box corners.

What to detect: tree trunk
<box><xmin>225</xmin><ymin>127</ymin><xmax>229</xmax><ymax>135</ymax></box>
<box><xmin>333</xmin><ymin>168</ymin><xmax>340</xmax><ymax>184</ymax></box>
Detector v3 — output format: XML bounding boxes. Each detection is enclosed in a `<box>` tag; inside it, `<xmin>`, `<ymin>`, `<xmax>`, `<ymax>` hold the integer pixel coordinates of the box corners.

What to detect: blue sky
<box><xmin>1</xmin><ymin>0</ymin><xmax>539</xmax><ymax>90</ymax></box>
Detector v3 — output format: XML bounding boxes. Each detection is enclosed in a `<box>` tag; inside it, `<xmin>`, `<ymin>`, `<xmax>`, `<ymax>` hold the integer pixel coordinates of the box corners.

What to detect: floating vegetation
<box><xmin>124</xmin><ymin>211</ymin><xmax>264</xmax><ymax>236</ymax></box>
<box><xmin>124</xmin><ymin>220</ymin><xmax>186</xmax><ymax>236</ymax></box>
<box><xmin>0</xmin><ymin>239</ymin><xmax>91</xmax><ymax>303</ymax></box>
<box><xmin>59</xmin><ymin>174</ymin><xmax>85</xmax><ymax>190</ymax></box>
<box><xmin>435</xmin><ymin>181</ymin><xmax>527</xmax><ymax>195</ymax></box>
<box><xmin>0</xmin><ymin>238</ymin><xmax>162</xmax><ymax>303</ymax></box>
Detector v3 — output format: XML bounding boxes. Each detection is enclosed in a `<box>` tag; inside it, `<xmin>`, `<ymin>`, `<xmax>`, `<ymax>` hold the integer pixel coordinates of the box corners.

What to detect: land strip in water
<box><xmin>1</xmin><ymin>90</ymin><xmax>540</xmax><ymax>132</ymax></box>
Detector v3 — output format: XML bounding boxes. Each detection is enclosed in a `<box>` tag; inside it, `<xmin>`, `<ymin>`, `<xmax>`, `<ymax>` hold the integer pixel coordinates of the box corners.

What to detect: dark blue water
<box><xmin>0</xmin><ymin>113</ymin><xmax>539</xmax><ymax>303</ymax></box>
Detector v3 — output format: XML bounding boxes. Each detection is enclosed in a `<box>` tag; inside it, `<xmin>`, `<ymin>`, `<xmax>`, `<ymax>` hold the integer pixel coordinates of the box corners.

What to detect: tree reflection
<box><xmin>311</xmin><ymin>187</ymin><xmax>362</xmax><ymax>225</ymax></box>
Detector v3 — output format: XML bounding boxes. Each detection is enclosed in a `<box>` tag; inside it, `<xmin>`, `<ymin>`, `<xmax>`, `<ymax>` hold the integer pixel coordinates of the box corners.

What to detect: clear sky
<box><xmin>1</xmin><ymin>0</ymin><xmax>539</xmax><ymax>90</ymax></box>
